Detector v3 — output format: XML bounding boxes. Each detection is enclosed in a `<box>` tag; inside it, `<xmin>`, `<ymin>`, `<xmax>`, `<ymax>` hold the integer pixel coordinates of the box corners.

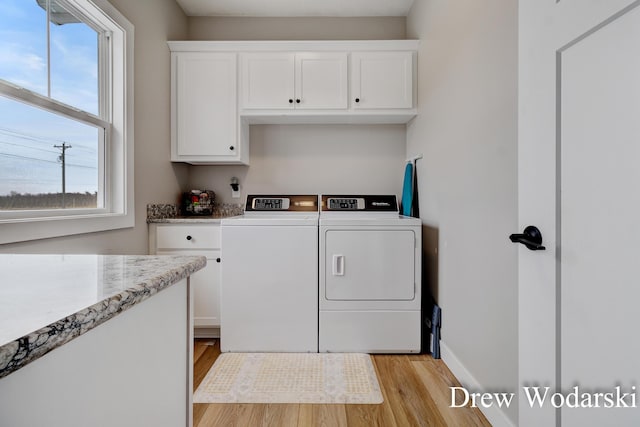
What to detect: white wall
<box><xmin>188</xmin><ymin>16</ymin><xmax>406</xmax><ymax>40</ymax></box>
<box><xmin>407</xmin><ymin>0</ymin><xmax>519</xmax><ymax>424</ymax></box>
<box><xmin>189</xmin><ymin>124</ymin><xmax>407</xmax><ymax>203</ymax></box>
<box><xmin>186</xmin><ymin>17</ymin><xmax>409</xmax><ymax>204</ymax></box>
<box><xmin>0</xmin><ymin>0</ymin><xmax>189</xmax><ymax>254</ymax></box>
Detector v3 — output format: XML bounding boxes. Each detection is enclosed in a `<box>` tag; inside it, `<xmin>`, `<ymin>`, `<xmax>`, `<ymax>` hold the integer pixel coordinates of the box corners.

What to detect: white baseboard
<box><xmin>194</xmin><ymin>327</ymin><xmax>220</xmax><ymax>339</ymax></box>
<box><xmin>440</xmin><ymin>341</ymin><xmax>516</xmax><ymax>427</ymax></box>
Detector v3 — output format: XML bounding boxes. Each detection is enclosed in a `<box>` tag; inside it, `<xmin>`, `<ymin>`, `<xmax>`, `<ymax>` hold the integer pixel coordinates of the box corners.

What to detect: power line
<box><xmin>0</xmin><ymin>128</ymin><xmax>99</xmax><ymax>153</ymax></box>
<box><xmin>0</xmin><ymin>152</ymin><xmax>59</xmax><ymax>165</ymax></box>
<box><xmin>0</xmin><ymin>127</ymin><xmax>64</xmax><ymax>145</ymax></box>
<box><xmin>0</xmin><ymin>140</ymin><xmax>60</xmax><ymax>154</ymax></box>
<box><xmin>66</xmin><ymin>163</ymin><xmax>96</xmax><ymax>169</ymax></box>
<box><xmin>0</xmin><ymin>152</ymin><xmax>97</xmax><ymax>169</ymax></box>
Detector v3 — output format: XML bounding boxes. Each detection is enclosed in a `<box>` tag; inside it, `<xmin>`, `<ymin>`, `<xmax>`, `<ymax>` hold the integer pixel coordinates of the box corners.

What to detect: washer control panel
<box><xmin>245</xmin><ymin>195</ymin><xmax>318</xmax><ymax>212</ymax></box>
<box><xmin>251</xmin><ymin>197</ymin><xmax>290</xmax><ymax>210</ymax></box>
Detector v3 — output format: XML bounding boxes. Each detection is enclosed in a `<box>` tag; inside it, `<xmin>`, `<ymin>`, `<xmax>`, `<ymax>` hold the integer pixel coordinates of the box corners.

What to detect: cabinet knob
<box><xmin>186</xmin><ymin>235</ymin><xmax>192</xmax><ymax>241</ymax></box>
<box><xmin>296</xmin><ymin>99</ymin><xmax>301</xmax><ymax>104</ymax></box>
<box><xmin>229</xmin><ymin>146</ymin><xmax>235</xmax><ymax>151</ymax></box>
<box><xmin>216</xmin><ymin>258</ymin><xmax>221</xmax><ymax>263</ymax></box>
<box><xmin>355</xmin><ymin>98</ymin><xmax>360</xmax><ymax>103</ymax></box>
<box><xmin>288</xmin><ymin>99</ymin><xmax>293</xmax><ymax>104</ymax></box>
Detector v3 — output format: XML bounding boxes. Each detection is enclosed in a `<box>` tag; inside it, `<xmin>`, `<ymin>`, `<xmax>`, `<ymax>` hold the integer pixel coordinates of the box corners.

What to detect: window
<box><xmin>0</xmin><ymin>0</ymin><xmax>133</xmax><ymax>244</ymax></box>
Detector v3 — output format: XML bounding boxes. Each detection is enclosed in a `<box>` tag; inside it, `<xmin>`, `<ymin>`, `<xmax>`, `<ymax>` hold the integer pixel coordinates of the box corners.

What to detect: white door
<box><xmin>240</xmin><ymin>53</ymin><xmax>295</xmax><ymax>109</ymax></box>
<box><xmin>295</xmin><ymin>52</ymin><xmax>348</xmax><ymax>109</ymax></box>
<box><xmin>519</xmin><ymin>1</ymin><xmax>640</xmax><ymax>426</ymax></box>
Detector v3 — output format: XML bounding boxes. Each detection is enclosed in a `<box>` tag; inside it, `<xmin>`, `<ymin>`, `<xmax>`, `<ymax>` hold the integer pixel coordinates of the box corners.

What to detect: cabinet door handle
<box><xmin>355</xmin><ymin>98</ymin><xmax>360</xmax><ymax>103</ymax></box>
<box><xmin>288</xmin><ymin>99</ymin><xmax>293</xmax><ymax>104</ymax></box>
<box><xmin>186</xmin><ymin>235</ymin><xmax>192</xmax><ymax>241</ymax></box>
<box><xmin>229</xmin><ymin>146</ymin><xmax>235</xmax><ymax>151</ymax></box>
<box><xmin>216</xmin><ymin>258</ymin><xmax>221</xmax><ymax>263</ymax></box>
<box><xmin>296</xmin><ymin>99</ymin><xmax>301</xmax><ymax>104</ymax></box>
<box><xmin>332</xmin><ymin>254</ymin><xmax>345</xmax><ymax>276</ymax></box>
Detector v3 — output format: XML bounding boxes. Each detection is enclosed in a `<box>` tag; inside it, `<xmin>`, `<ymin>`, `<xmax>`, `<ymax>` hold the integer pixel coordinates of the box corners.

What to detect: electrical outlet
<box><xmin>230</xmin><ymin>176</ymin><xmax>240</xmax><ymax>199</ymax></box>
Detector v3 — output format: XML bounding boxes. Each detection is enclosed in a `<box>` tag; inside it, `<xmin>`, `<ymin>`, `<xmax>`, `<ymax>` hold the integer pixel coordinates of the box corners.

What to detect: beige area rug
<box><xmin>193</xmin><ymin>352</ymin><xmax>383</xmax><ymax>404</ymax></box>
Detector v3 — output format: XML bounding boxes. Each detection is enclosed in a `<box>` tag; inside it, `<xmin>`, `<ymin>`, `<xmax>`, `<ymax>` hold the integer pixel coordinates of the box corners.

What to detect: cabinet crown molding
<box><xmin>168</xmin><ymin>40</ymin><xmax>419</xmax><ymax>52</ymax></box>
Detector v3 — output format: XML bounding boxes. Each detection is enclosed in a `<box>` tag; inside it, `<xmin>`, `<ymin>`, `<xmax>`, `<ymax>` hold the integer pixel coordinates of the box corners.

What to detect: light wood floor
<box><xmin>193</xmin><ymin>339</ymin><xmax>491</xmax><ymax>426</ymax></box>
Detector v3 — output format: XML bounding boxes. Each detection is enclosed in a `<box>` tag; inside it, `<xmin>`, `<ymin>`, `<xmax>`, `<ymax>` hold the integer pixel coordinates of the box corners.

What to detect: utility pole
<box><xmin>54</xmin><ymin>142</ymin><xmax>71</xmax><ymax>208</ymax></box>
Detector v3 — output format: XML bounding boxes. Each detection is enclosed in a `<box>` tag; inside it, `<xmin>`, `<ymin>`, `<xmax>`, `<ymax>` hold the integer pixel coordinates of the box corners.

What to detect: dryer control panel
<box><xmin>322</xmin><ymin>195</ymin><xmax>398</xmax><ymax>212</ymax></box>
<box><xmin>327</xmin><ymin>197</ymin><xmax>365</xmax><ymax>210</ymax></box>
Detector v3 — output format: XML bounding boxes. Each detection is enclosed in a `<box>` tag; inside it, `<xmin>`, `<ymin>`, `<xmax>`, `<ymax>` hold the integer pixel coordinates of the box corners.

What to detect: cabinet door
<box><xmin>192</xmin><ymin>254</ymin><xmax>221</xmax><ymax>327</ymax></box>
<box><xmin>295</xmin><ymin>52</ymin><xmax>348</xmax><ymax>109</ymax></box>
<box><xmin>173</xmin><ymin>52</ymin><xmax>237</xmax><ymax>158</ymax></box>
<box><xmin>153</xmin><ymin>252</ymin><xmax>221</xmax><ymax>328</ymax></box>
<box><xmin>241</xmin><ymin>53</ymin><xmax>295</xmax><ymax>109</ymax></box>
<box><xmin>351</xmin><ymin>51</ymin><xmax>414</xmax><ymax>109</ymax></box>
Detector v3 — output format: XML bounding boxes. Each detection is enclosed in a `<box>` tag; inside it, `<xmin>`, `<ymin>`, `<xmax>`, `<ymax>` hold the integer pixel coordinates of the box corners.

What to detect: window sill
<box><xmin>0</xmin><ymin>210</ymin><xmax>134</xmax><ymax>245</ymax></box>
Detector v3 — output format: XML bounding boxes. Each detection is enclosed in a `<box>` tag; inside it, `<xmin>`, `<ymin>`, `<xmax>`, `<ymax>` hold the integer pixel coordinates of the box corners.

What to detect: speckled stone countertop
<box><xmin>148</xmin><ymin>216</ymin><xmax>227</xmax><ymax>224</ymax></box>
<box><xmin>146</xmin><ymin>203</ymin><xmax>243</xmax><ymax>223</ymax></box>
<box><xmin>0</xmin><ymin>254</ymin><xmax>206</xmax><ymax>379</ymax></box>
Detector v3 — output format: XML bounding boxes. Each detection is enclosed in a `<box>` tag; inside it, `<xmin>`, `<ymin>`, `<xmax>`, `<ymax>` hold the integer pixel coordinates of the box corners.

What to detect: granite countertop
<box><xmin>146</xmin><ymin>203</ymin><xmax>243</xmax><ymax>224</ymax></box>
<box><xmin>147</xmin><ymin>216</ymin><xmax>228</xmax><ymax>224</ymax></box>
<box><xmin>0</xmin><ymin>254</ymin><xmax>206</xmax><ymax>379</ymax></box>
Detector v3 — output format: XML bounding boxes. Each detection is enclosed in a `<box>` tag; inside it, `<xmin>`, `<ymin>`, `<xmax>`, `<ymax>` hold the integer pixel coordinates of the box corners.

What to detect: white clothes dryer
<box><xmin>319</xmin><ymin>195</ymin><xmax>422</xmax><ymax>353</ymax></box>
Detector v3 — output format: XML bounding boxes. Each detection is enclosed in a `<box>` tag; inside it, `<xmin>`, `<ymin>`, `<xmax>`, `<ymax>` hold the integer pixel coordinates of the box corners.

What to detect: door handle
<box><xmin>509</xmin><ymin>225</ymin><xmax>546</xmax><ymax>250</ymax></box>
<box><xmin>332</xmin><ymin>255</ymin><xmax>345</xmax><ymax>276</ymax></box>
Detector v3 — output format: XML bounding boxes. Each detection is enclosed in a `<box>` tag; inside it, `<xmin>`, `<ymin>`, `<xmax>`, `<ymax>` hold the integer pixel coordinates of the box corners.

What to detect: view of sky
<box><xmin>0</xmin><ymin>0</ymin><xmax>99</xmax><ymax>197</ymax></box>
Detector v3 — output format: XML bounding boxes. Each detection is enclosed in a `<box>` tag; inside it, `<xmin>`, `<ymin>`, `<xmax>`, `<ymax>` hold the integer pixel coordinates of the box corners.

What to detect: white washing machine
<box><xmin>220</xmin><ymin>195</ymin><xmax>319</xmax><ymax>352</ymax></box>
<box><xmin>319</xmin><ymin>195</ymin><xmax>422</xmax><ymax>353</ymax></box>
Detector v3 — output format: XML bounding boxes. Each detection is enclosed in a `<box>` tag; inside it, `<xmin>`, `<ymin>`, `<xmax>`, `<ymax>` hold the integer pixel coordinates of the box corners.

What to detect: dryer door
<box><xmin>324</xmin><ymin>229</ymin><xmax>416</xmax><ymax>301</ymax></box>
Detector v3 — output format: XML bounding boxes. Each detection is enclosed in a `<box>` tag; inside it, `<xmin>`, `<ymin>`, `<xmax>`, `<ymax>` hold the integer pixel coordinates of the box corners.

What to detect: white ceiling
<box><xmin>176</xmin><ymin>0</ymin><xmax>416</xmax><ymax>17</ymax></box>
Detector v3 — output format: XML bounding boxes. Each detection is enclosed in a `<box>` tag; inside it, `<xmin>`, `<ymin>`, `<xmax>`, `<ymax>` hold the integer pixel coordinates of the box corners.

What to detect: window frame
<box><xmin>0</xmin><ymin>0</ymin><xmax>134</xmax><ymax>245</ymax></box>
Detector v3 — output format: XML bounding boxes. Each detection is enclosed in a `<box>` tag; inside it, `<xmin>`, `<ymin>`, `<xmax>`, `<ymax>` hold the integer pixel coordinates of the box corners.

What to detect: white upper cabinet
<box><xmin>241</xmin><ymin>52</ymin><xmax>348</xmax><ymax>110</ymax></box>
<box><xmin>171</xmin><ymin>52</ymin><xmax>248</xmax><ymax>164</ymax></box>
<box><xmin>168</xmin><ymin>41</ymin><xmax>417</xmax><ymax>163</ymax></box>
<box><xmin>351</xmin><ymin>51</ymin><xmax>414</xmax><ymax>109</ymax></box>
<box><xmin>241</xmin><ymin>53</ymin><xmax>295</xmax><ymax>109</ymax></box>
<box><xmin>295</xmin><ymin>53</ymin><xmax>348</xmax><ymax>109</ymax></box>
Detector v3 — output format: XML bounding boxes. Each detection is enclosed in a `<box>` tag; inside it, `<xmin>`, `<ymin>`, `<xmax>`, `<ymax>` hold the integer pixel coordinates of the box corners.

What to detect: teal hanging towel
<box><xmin>401</xmin><ymin>162</ymin><xmax>413</xmax><ymax>216</ymax></box>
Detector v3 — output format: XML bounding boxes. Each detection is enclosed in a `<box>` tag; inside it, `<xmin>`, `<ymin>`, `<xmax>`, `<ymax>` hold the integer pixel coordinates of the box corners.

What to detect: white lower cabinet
<box><xmin>191</xmin><ymin>258</ymin><xmax>220</xmax><ymax>329</ymax></box>
<box><xmin>150</xmin><ymin>223</ymin><xmax>221</xmax><ymax>337</ymax></box>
